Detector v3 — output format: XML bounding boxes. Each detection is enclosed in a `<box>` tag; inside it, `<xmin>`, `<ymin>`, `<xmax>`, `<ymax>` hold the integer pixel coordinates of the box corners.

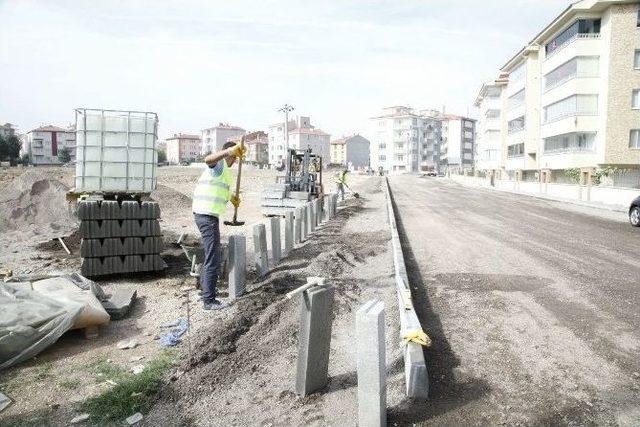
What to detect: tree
<box><xmin>157</xmin><ymin>149</ymin><xmax>167</xmax><ymax>164</ymax></box>
<box><xmin>0</xmin><ymin>134</ymin><xmax>21</xmax><ymax>163</ymax></box>
<box><xmin>58</xmin><ymin>147</ymin><xmax>72</xmax><ymax>164</ymax></box>
<box><xmin>21</xmin><ymin>153</ymin><xmax>30</xmax><ymax>165</ymax></box>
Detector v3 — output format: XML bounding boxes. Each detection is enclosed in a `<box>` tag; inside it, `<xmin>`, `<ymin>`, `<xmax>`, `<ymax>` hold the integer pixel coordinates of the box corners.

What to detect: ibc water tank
<box><xmin>75</xmin><ymin>109</ymin><xmax>158</xmax><ymax>193</ymax></box>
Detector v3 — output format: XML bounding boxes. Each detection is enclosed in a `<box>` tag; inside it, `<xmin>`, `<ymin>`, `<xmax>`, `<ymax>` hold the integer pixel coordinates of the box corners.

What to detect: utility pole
<box><xmin>278</xmin><ymin>104</ymin><xmax>295</xmax><ymax>178</ymax></box>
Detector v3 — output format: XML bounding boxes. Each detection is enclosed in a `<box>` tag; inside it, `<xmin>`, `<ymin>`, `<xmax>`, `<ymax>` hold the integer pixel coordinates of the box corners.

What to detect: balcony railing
<box><xmin>545</xmin><ymin>33</ymin><xmax>601</xmax><ymax>60</ymax></box>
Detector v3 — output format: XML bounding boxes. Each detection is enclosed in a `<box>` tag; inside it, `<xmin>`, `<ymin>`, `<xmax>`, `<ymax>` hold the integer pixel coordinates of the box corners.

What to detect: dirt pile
<box><xmin>0</xmin><ymin>169</ymin><xmax>78</xmax><ymax>236</ymax></box>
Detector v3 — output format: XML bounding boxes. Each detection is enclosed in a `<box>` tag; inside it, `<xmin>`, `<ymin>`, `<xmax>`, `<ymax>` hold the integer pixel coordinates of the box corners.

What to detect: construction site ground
<box><xmin>0</xmin><ymin>166</ymin><xmax>413</xmax><ymax>426</ymax></box>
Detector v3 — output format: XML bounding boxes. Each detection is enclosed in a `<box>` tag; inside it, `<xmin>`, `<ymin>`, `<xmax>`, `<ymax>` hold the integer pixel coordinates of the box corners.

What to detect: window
<box><xmin>464</xmin><ymin>131</ymin><xmax>473</xmax><ymax>138</ymax></box>
<box><xmin>486</xmin><ymin>87</ymin><xmax>501</xmax><ymax>98</ymax></box>
<box><xmin>543</xmin><ymin>132</ymin><xmax>595</xmax><ymax>153</ymax></box>
<box><xmin>630</xmin><ymin>130</ymin><xmax>640</xmax><ymax>149</ymax></box>
<box><xmin>633</xmin><ymin>90</ymin><xmax>640</xmax><ymax>109</ymax></box>
<box><xmin>545</xmin><ymin>19</ymin><xmax>601</xmax><ymax>55</ymax></box>
<box><xmin>485</xmin><ymin>109</ymin><xmax>500</xmax><ymax>119</ymax></box>
<box><xmin>508</xmin><ymin>116</ymin><xmax>525</xmax><ymax>134</ymax></box>
<box><xmin>379</xmin><ymin>155</ymin><xmax>387</xmax><ymax>161</ymax></box>
<box><xmin>464</xmin><ymin>121</ymin><xmax>473</xmax><ymax>129</ymax></box>
<box><xmin>544</xmin><ymin>94</ymin><xmax>598</xmax><ymax>122</ymax></box>
<box><xmin>510</xmin><ymin>62</ymin><xmax>526</xmax><ymax>83</ymax></box>
<box><xmin>544</xmin><ymin>56</ymin><xmax>599</xmax><ymax>90</ymax></box>
<box><xmin>635</xmin><ymin>51</ymin><xmax>640</xmax><ymax>69</ymax></box>
<box><xmin>507</xmin><ymin>89</ymin><xmax>525</xmax><ymax>110</ymax></box>
<box><xmin>395</xmin><ymin>155</ymin><xmax>404</xmax><ymax>162</ymax></box>
<box><xmin>507</xmin><ymin>143</ymin><xmax>525</xmax><ymax>157</ymax></box>
<box><xmin>378</xmin><ymin>143</ymin><xmax>386</xmax><ymax>150</ymax></box>
<box><xmin>463</xmin><ymin>153</ymin><xmax>472</xmax><ymax>160</ymax></box>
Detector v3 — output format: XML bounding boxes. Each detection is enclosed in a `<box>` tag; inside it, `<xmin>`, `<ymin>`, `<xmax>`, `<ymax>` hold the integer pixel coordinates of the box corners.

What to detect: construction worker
<box><xmin>192</xmin><ymin>141</ymin><xmax>246</xmax><ymax>310</ymax></box>
<box><xmin>336</xmin><ymin>169</ymin><xmax>349</xmax><ymax>201</ymax></box>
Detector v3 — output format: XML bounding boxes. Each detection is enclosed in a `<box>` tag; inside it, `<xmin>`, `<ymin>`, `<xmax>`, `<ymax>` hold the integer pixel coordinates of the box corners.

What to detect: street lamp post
<box><xmin>278</xmin><ymin>104</ymin><xmax>294</xmax><ymax>178</ymax></box>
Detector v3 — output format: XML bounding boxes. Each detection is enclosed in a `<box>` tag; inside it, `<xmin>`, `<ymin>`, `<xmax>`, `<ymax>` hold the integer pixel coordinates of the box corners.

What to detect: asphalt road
<box><xmin>388</xmin><ymin>176</ymin><xmax>640</xmax><ymax>426</ymax></box>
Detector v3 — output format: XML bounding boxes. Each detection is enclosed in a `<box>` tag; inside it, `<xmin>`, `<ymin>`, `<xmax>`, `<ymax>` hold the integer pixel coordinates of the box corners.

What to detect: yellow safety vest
<box><xmin>335</xmin><ymin>171</ymin><xmax>347</xmax><ymax>185</ymax></box>
<box><xmin>192</xmin><ymin>162</ymin><xmax>233</xmax><ymax>216</ymax></box>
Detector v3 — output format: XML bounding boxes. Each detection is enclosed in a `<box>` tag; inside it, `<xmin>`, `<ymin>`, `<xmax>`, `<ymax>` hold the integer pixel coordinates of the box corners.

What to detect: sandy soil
<box><xmin>0</xmin><ymin>166</ymin><xmax>405</xmax><ymax>426</ymax></box>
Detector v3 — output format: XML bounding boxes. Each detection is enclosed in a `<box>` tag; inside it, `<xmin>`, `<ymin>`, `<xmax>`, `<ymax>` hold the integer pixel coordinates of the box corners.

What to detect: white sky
<box><xmin>0</xmin><ymin>0</ymin><xmax>572</xmax><ymax>140</ymax></box>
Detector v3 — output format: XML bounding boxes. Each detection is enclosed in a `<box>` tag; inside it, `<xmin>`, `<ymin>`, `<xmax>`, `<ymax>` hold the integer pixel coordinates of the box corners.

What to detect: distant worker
<box><xmin>192</xmin><ymin>141</ymin><xmax>246</xmax><ymax>311</ymax></box>
<box><xmin>335</xmin><ymin>169</ymin><xmax>349</xmax><ymax>201</ymax></box>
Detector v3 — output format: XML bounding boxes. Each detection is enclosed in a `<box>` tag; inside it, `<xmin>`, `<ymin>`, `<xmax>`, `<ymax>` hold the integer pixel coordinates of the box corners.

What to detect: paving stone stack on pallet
<box><xmin>78</xmin><ymin>200</ymin><xmax>166</xmax><ymax>276</ymax></box>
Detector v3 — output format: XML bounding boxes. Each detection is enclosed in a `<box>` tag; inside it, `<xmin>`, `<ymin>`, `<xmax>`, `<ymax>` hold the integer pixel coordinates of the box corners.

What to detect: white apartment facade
<box><xmin>22</xmin><ymin>125</ymin><xmax>76</xmax><ymax>165</ymax></box>
<box><xmin>477</xmin><ymin>0</ymin><xmax>640</xmax><ymax>186</ymax></box>
<box><xmin>370</xmin><ymin>106</ymin><xmax>443</xmax><ymax>174</ymax></box>
<box><xmin>201</xmin><ymin>123</ymin><xmax>245</xmax><ymax>155</ymax></box>
<box><xmin>165</xmin><ymin>133</ymin><xmax>202</xmax><ymax>164</ymax></box>
<box><xmin>440</xmin><ymin>114</ymin><xmax>477</xmax><ymax>174</ymax></box>
<box><xmin>329</xmin><ymin>135</ymin><xmax>371</xmax><ymax>169</ymax></box>
<box><xmin>474</xmin><ymin>76</ymin><xmax>508</xmax><ymax>178</ymax></box>
<box><xmin>267</xmin><ymin>116</ymin><xmax>330</xmax><ymax>167</ymax></box>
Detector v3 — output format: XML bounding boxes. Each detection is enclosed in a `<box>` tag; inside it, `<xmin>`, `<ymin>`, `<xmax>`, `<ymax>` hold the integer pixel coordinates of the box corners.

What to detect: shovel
<box><xmin>224</xmin><ymin>135</ymin><xmax>246</xmax><ymax>226</ymax></box>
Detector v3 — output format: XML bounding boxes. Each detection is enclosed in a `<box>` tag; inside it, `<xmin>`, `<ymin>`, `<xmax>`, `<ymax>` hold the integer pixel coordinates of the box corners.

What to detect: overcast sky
<box><xmin>0</xmin><ymin>0</ymin><xmax>572</xmax><ymax>140</ymax></box>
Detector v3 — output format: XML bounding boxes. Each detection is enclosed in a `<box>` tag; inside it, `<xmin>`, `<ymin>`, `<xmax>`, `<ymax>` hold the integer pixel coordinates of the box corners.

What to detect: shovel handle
<box><xmin>230</xmin><ymin>136</ymin><xmax>245</xmax><ymax>223</ymax></box>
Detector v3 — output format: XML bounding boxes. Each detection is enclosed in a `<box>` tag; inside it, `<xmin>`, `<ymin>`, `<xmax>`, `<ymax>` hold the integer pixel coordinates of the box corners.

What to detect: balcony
<box><xmin>545</xmin><ymin>33</ymin><xmax>601</xmax><ymax>61</ymax></box>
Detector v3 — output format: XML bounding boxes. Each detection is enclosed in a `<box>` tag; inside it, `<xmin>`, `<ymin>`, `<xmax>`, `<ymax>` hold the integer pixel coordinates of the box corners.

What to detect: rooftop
<box><xmin>203</xmin><ymin>122</ymin><xmax>245</xmax><ymax>131</ymax></box>
<box><xmin>289</xmin><ymin>127</ymin><xmax>329</xmax><ymax>136</ymax></box>
<box><xmin>29</xmin><ymin>125</ymin><xmax>73</xmax><ymax>133</ymax></box>
<box><xmin>167</xmin><ymin>133</ymin><xmax>201</xmax><ymax>140</ymax></box>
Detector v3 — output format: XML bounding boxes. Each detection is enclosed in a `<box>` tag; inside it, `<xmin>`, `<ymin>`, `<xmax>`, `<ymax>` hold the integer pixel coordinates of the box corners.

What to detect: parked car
<box><xmin>629</xmin><ymin>196</ymin><xmax>640</xmax><ymax>226</ymax></box>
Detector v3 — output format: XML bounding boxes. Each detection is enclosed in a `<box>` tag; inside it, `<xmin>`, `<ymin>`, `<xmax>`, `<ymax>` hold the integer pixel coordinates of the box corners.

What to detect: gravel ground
<box><xmin>388</xmin><ymin>175</ymin><xmax>640</xmax><ymax>426</ymax></box>
<box><xmin>0</xmin><ymin>167</ymin><xmax>408</xmax><ymax>426</ymax></box>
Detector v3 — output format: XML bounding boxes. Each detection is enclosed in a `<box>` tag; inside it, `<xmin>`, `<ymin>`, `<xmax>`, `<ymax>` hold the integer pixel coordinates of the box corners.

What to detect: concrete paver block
<box><xmin>78</xmin><ymin>200</ymin><xmax>160</xmax><ymax>220</ymax></box>
<box><xmin>253</xmin><ymin>223</ymin><xmax>269</xmax><ymax>276</ymax></box>
<box><xmin>295</xmin><ymin>279</ymin><xmax>334</xmax><ymax>396</ymax></box>
<box><xmin>294</xmin><ymin>208</ymin><xmax>303</xmax><ymax>244</ymax></box>
<box><xmin>228</xmin><ymin>235</ymin><xmax>246</xmax><ymax>299</ymax></box>
<box><xmin>269</xmin><ymin>217</ymin><xmax>282</xmax><ymax>265</ymax></box>
<box><xmin>284</xmin><ymin>211</ymin><xmax>294</xmax><ymax>254</ymax></box>
<box><xmin>307</xmin><ymin>203</ymin><xmax>315</xmax><ymax>234</ymax></box>
<box><xmin>356</xmin><ymin>300</ymin><xmax>387</xmax><ymax>427</ymax></box>
<box><xmin>102</xmin><ymin>288</ymin><xmax>137</xmax><ymax>320</ymax></box>
<box><xmin>300</xmin><ymin>207</ymin><xmax>308</xmax><ymax>241</ymax></box>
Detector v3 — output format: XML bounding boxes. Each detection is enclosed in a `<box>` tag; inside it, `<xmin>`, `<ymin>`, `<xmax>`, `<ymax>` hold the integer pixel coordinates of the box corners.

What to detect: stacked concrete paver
<box><xmin>78</xmin><ymin>200</ymin><xmax>166</xmax><ymax>276</ymax></box>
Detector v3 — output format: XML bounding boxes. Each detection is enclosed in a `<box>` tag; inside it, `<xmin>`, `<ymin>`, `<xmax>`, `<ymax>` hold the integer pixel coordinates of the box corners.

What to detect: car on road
<box><xmin>629</xmin><ymin>196</ymin><xmax>640</xmax><ymax>226</ymax></box>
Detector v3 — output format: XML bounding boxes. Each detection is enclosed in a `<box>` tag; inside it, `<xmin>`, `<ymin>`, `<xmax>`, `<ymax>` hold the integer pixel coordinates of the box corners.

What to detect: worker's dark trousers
<box><xmin>194</xmin><ymin>213</ymin><xmax>221</xmax><ymax>303</ymax></box>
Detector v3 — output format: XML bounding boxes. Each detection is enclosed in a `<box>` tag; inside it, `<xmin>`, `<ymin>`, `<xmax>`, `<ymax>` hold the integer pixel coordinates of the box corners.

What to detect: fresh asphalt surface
<box><xmin>388</xmin><ymin>176</ymin><xmax>640</xmax><ymax>426</ymax></box>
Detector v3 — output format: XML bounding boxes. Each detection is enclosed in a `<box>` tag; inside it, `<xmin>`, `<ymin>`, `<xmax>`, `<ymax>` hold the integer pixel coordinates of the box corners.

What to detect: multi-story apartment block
<box><xmin>201</xmin><ymin>123</ymin><xmax>245</xmax><ymax>155</ymax></box>
<box><xmin>439</xmin><ymin>114</ymin><xmax>477</xmax><ymax>174</ymax></box>
<box><xmin>22</xmin><ymin>125</ymin><xmax>76</xmax><ymax>165</ymax></box>
<box><xmin>329</xmin><ymin>135</ymin><xmax>371</xmax><ymax>169</ymax></box>
<box><xmin>0</xmin><ymin>123</ymin><xmax>16</xmax><ymax>138</ymax></box>
<box><xmin>227</xmin><ymin>131</ymin><xmax>269</xmax><ymax>165</ymax></box>
<box><xmin>370</xmin><ymin>106</ymin><xmax>443</xmax><ymax>174</ymax></box>
<box><xmin>165</xmin><ymin>133</ymin><xmax>202</xmax><ymax>164</ymax></box>
<box><xmin>477</xmin><ymin>0</ymin><xmax>640</xmax><ymax>186</ymax></box>
<box><xmin>474</xmin><ymin>75</ymin><xmax>508</xmax><ymax>180</ymax></box>
<box><xmin>267</xmin><ymin>116</ymin><xmax>330</xmax><ymax>167</ymax></box>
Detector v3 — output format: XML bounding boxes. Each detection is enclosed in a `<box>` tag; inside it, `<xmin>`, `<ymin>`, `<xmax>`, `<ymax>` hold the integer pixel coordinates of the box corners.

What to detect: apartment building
<box><xmin>165</xmin><ymin>133</ymin><xmax>202</xmax><ymax>164</ymax></box>
<box><xmin>227</xmin><ymin>130</ymin><xmax>269</xmax><ymax>165</ymax></box>
<box><xmin>439</xmin><ymin>114</ymin><xmax>477</xmax><ymax>174</ymax></box>
<box><xmin>22</xmin><ymin>125</ymin><xmax>76</xmax><ymax>165</ymax></box>
<box><xmin>474</xmin><ymin>75</ymin><xmax>508</xmax><ymax>179</ymax></box>
<box><xmin>267</xmin><ymin>116</ymin><xmax>330</xmax><ymax>167</ymax></box>
<box><xmin>201</xmin><ymin>123</ymin><xmax>245</xmax><ymax>155</ymax></box>
<box><xmin>0</xmin><ymin>123</ymin><xmax>16</xmax><ymax>138</ymax></box>
<box><xmin>370</xmin><ymin>106</ymin><xmax>442</xmax><ymax>174</ymax></box>
<box><xmin>329</xmin><ymin>135</ymin><xmax>371</xmax><ymax>169</ymax></box>
<box><xmin>478</xmin><ymin>0</ymin><xmax>640</xmax><ymax>186</ymax></box>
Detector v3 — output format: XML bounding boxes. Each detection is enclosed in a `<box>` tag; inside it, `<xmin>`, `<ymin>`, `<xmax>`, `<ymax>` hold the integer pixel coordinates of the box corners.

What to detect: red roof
<box><xmin>167</xmin><ymin>133</ymin><xmax>200</xmax><ymax>140</ymax></box>
<box><xmin>290</xmin><ymin>127</ymin><xmax>329</xmax><ymax>137</ymax></box>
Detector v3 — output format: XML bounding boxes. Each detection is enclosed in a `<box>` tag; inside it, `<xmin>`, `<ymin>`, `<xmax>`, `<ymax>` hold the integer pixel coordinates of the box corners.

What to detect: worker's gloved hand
<box><xmin>229</xmin><ymin>143</ymin><xmax>247</xmax><ymax>159</ymax></box>
<box><xmin>230</xmin><ymin>194</ymin><xmax>241</xmax><ymax>208</ymax></box>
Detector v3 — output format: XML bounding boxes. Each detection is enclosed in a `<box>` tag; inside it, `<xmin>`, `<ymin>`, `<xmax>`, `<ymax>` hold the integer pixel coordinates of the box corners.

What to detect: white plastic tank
<box><xmin>75</xmin><ymin>108</ymin><xmax>158</xmax><ymax>193</ymax></box>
